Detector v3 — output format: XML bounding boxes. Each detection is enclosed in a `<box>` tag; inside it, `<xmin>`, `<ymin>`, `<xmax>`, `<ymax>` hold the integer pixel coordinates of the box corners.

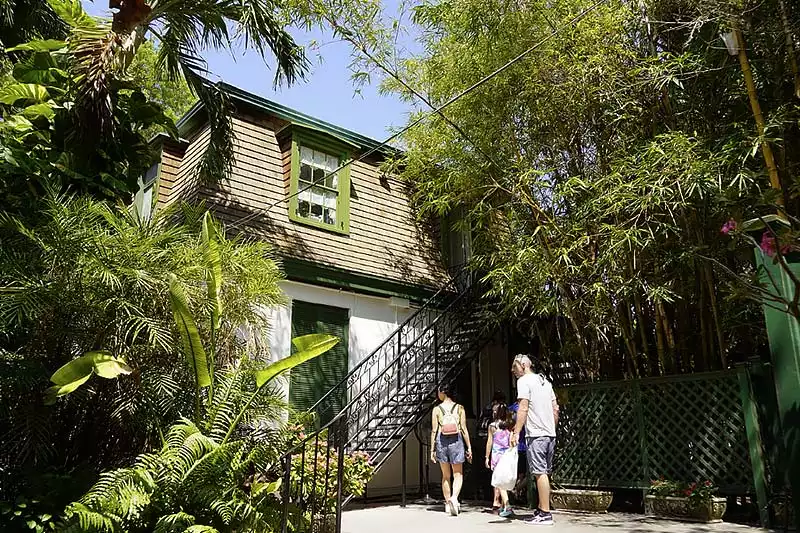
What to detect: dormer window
<box><xmin>297</xmin><ymin>145</ymin><xmax>341</xmax><ymax>226</ymax></box>
<box><xmin>285</xmin><ymin>127</ymin><xmax>353</xmax><ymax>235</ymax></box>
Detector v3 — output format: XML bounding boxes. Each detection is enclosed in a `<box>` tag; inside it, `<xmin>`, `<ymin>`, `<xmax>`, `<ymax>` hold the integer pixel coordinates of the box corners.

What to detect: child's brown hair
<box><xmin>492</xmin><ymin>402</ymin><xmax>513</xmax><ymax>430</ymax></box>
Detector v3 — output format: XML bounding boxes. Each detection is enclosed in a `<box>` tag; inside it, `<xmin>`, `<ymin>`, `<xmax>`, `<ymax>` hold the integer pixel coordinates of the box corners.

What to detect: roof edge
<box><xmin>176</xmin><ymin>82</ymin><xmax>402</xmax><ymax>159</ymax></box>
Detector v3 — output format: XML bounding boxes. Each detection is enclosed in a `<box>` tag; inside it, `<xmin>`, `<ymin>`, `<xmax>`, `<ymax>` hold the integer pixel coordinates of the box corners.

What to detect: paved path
<box><xmin>342</xmin><ymin>504</ymin><xmax>770</xmax><ymax>533</ymax></box>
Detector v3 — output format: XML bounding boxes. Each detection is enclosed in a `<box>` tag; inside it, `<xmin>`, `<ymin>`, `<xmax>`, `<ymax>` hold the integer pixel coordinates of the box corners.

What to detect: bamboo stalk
<box><xmin>778</xmin><ymin>0</ymin><xmax>800</xmax><ymax>99</ymax></box>
<box><xmin>654</xmin><ymin>300</ymin><xmax>667</xmax><ymax>375</ymax></box>
<box><xmin>633</xmin><ymin>290</ymin><xmax>651</xmax><ymax>375</ymax></box>
<box><xmin>703</xmin><ymin>264</ymin><xmax>728</xmax><ymax>368</ymax></box>
<box><xmin>734</xmin><ymin>28</ymin><xmax>784</xmax><ymax>201</ymax></box>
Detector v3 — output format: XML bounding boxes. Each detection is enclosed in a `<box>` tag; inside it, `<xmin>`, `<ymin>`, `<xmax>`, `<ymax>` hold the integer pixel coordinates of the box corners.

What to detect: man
<box><xmin>510</xmin><ymin>354</ymin><xmax>559</xmax><ymax>525</ymax></box>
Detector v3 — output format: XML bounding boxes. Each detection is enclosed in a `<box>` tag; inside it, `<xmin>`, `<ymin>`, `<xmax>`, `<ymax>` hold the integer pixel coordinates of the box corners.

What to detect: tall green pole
<box><xmin>756</xmin><ymin>250</ymin><xmax>800</xmax><ymax>529</ymax></box>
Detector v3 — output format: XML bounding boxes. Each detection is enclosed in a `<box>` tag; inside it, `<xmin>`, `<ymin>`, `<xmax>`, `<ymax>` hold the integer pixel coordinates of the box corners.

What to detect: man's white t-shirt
<box><xmin>517</xmin><ymin>372</ymin><xmax>557</xmax><ymax>437</ymax></box>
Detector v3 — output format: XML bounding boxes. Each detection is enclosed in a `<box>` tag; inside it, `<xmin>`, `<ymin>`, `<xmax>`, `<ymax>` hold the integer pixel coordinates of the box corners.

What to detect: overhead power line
<box><xmin>228</xmin><ymin>0</ymin><xmax>610</xmax><ymax>231</ymax></box>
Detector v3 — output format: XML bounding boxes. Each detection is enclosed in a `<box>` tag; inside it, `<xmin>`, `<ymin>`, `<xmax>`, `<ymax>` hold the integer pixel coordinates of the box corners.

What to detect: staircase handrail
<box><xmin>303</xmin><ymin>268</ymin><xmax>471</xmax><ymax>417</ymax></box>
<box><xmin>283</xmin><ymin>273</ymin><xmax>475</xmax><ymax>458</ymax></box>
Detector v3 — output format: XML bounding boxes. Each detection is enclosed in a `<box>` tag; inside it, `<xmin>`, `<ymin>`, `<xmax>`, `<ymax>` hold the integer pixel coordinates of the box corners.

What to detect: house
<box><xmin>139</xmin><ymin>82</ymin><xmax>514</xmax><ymax>499</ymax></box>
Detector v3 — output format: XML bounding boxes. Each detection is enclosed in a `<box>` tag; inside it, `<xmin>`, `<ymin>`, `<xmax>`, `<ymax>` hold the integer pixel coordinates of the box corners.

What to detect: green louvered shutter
<box><xmin>289</xmin><ymin>300</ymin><xmax>349</xmax><ymax>426</ymax></box>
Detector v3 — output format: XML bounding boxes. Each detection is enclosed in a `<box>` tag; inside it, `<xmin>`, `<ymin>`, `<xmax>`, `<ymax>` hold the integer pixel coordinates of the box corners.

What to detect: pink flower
<box><xmin>721</xmin><ymin>219</ymin><xmax>737</xmax><ymax>235</ymax></box>
<box><xmin>761</xmin><ymin>233</ymin><xmax>777</xmax><ymax>257</ymax></box>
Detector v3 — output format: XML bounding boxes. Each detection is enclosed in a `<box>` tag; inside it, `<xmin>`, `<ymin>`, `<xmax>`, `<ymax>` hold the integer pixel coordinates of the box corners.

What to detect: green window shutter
<box><xmin>289</xmin><ymin>300</ymin><xmax>349</xmax><ymax>426</ymax></box>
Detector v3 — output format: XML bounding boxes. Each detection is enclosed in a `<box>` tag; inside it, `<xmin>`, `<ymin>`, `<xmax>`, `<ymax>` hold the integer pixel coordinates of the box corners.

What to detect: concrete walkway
<box><xmin>342</xmin><ymin>504</ymin><xmax>770</xmax><ymax>533</ymax></box>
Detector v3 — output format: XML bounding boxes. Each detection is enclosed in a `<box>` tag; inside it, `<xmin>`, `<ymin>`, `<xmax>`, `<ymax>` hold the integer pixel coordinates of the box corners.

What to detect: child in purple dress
<box><xmin>484</xmin><ymin>403</ymin><xmax>514</xmax><ymax>518</ymax></box>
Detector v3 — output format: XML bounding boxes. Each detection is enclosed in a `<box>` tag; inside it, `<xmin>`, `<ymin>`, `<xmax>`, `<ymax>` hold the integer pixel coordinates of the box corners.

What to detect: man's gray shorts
<box><xmin>525</xmin><ymin>436</ymin><xmax>556</xmax><ymax>475</ymax></box>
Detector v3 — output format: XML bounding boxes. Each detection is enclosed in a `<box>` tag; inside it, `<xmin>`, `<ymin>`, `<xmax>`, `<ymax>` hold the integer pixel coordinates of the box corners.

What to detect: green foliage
<box><xmin>57</xmin><ymin>324</ymin><xmax>338</xmax><ymax>531</ymax></box>
<box><xmin>44</xmin><ymin>351</ymin><xmax>133</xmax><ymax>405</ymax></box>
<box><xmin>649</xmin><ymin>478</ymin><xmax>718</xmax><ymax>505</ymax></box>
<box><xmin>290</xmin><ymin>438</ymin><xmax>374</xmax><ymax>516</ymax></box>
<box><xmin>0</xmin><ymin>195</ymin><xmax>284</xmax><ymax>516</ymax></box>
<box><xmin>0</xmin><ymin>37</ymin><xmax>177</xmax><ymax>210</ymax></box>
<box><xmin>368</xmin><ymin>0</ymin><xmax>800</xmax><ymax>378</ymax></box>
<box><xmin>126</xmin><ymin>41</ymin><xmax>195</xmax><ymax>126</ymax></box>
<box><xmin>0</xmin><ymin>497</ymin><xmax>56</xmax><ymax>532</ymax></box>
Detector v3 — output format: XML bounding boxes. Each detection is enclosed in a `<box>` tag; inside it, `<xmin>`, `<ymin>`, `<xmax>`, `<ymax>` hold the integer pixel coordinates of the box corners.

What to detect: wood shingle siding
<box><xmin>159</xmin><ymin>112</ymin><xmax>447</xmax><ymax>289</ymax></box>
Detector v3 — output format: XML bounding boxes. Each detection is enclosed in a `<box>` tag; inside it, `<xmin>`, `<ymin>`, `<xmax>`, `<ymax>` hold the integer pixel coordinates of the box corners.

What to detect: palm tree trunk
<box><xmin>778</xmin><ymin>0</ymin><xmax>800</xmax><ymax>99</ymax></box>
<box><xmin>734</xmin><ymin>27</ymin><xmax>784</xmax><ymax>202</ymax></box>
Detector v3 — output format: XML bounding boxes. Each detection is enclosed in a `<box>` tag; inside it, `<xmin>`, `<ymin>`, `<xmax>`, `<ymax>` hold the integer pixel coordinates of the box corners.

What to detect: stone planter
<box><xmin>550</xmin><ymin>489</ymin><xmax>613</xmax><ymax>513</ymax></box>
<box><xmin>645</xmin><ymin>495</ymin><xmax>727</xmax><ymax>523</ymax></box>
<box><xmin>311</xmin><ymin>513</ymin><xmax>336</xmax><ymax>533</ymax></box>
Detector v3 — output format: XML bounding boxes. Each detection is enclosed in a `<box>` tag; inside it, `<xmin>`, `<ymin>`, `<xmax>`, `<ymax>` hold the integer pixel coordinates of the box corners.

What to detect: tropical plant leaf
<box><xmin>184</xmin><ymin>526</ymin><xmax>220</xmax><ymax>533</ymax></box>
<box><xmin>21</xmin><ymin>103</ymin><xmax>56</xmax><ymax>120</ymax></box>
<box><xmin>0</xmin><ymin>83</ymin><xmax>49</xmax><ymax>105</ymax></box>
<box><xmin>93</xmin><ymin>357</ymin><xmax>133</xmax><ymax>379</ymax></box>
<box><xmin>168</xmin><ymin>274</ymin><xmax>211</xmax><ymax>388</ymax></box>
<box><xmin>13</xmin><ymin>52</ymin><xmax>69</xmax><ymax>84</ymax></box>
<box><xmin>201</xmin><ymin>212</ymin><xmax>223</xmax><ymax>331</ymax></box>
<box><xmin>47</xmin><ymin>0</ymin><xmax>94</xmax><ymax>29</ymax></box>
<box><xmin>44</xmin><ymin>373</ymin><xmax>91</xmax><ymax>405</ymax></box>
<box><xmin>6</xmin><ymin>39</ymin><xmax>67</xmax><ymax>52</ymax></box>
<box><xmin>254</xmin><ymin>334</ymin><xmax>338</xmax><ymax>387</ymax></box>
<box><xmin>45</xmin><ymin>351</ymin><xmax>132</xmax><ymax>404</ymax></box>
<box><xmin>50</xmin><ymin>352</ymin><xmax>100</xmax><ymax>385</ymax></box>
<box><xmin>251</xmin><ymin>478</ymin><xmax>281</xmax><ymax>497</ymax></box>
<box><xmin>0</xmin><ymin>116</ymin><xmax>34</xmax><ymax>132</ymax></box>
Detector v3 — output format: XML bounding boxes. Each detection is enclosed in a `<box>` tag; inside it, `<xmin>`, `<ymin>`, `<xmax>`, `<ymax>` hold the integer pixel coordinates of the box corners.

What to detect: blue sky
<box><xmin>81</xmin><ymin>1</ymin><xmax>415</xmax><ymax>141</ymax></box>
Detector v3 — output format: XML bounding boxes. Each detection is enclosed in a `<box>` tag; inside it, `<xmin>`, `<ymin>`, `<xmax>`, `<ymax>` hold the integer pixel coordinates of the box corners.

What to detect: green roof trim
<box><xmin>176</xmin><ymin>82</ymin><xmax>401</xmax><ymax>159</ymax></box>
<box><xmin>281</xmin><ymin>257</ymin><xmax>439</xmax><ymax>304</ymax></box>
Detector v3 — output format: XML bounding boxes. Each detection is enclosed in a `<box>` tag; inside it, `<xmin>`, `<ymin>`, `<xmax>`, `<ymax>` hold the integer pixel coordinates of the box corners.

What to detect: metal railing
<box><xmin>278</xmin><ymin>269</ymin><xmax>489</xmax><ymax>533</ymax></box>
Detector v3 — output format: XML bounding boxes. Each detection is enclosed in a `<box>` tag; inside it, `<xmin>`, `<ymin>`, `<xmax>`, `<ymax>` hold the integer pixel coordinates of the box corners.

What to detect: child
<box><xmin>484</xmin><ymin>402</ymin><xmax>514</xmax><ymax>518</ymax></box>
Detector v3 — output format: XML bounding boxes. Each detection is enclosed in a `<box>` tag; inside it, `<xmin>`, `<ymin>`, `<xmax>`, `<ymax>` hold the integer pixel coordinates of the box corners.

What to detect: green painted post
<box><xmin>738</xmin><ymin>367</ymin><xmax>771</xmax><ymax>527</ymax></box>
<box><xmin>632</xmin><ymin>381</ymin><xmax>650</xmax><ymax>499</ymax></box>
<box><xmin>755</xmin><ymin>250</ymin><xmax>800</xmax><ymax>529</ymax></box>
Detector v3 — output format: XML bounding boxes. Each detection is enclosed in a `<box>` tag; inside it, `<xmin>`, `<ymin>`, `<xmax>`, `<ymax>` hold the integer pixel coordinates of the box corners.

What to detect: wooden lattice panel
<box><xmin>552</xmin><ymin>370</ymin><xmax>755</xmax><ymax>494</ymax></box>
<box><xmin>640</xmin><ymin>374</ymin><xmax>753</xmax><ymax>492</ymax></box>
<box><xmin>554</xmin><ymin>382</ymin><xmax>643</xmax><ymax>487</ymax></box>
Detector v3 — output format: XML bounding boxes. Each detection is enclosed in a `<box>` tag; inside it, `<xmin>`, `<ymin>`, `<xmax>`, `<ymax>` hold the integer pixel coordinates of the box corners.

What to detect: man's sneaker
<box><xmin>499</xmin><ymin>507</ymin><xmax>514</xmax><ymax>518</ymax></box>
<box><xmin>525</xmin><ymin>512</ymin><xmax>553</xmax><ymax>525</ymax></box>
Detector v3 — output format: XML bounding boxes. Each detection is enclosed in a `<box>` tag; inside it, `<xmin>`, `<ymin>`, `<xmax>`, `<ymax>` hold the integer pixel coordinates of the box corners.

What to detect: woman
<box><xmin>430</xmin><ymin>384</ymin><xmax>472</xmax><ymax>516</ymax></box>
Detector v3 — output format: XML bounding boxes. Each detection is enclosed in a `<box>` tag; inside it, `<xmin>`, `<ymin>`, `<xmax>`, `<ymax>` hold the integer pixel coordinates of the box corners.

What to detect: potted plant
<box><xmin>550</xmin><ymin>485</ymin><xmax>613</xmax><ymax>513</ymax></box>
<box><xmin>645</xmin><ymin>478</ymin><xmax>727</xmax><ymax>523</ymax></box>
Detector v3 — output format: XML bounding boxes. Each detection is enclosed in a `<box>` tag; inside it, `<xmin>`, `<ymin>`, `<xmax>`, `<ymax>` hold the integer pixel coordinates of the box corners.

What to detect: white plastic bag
<box><xmin>491</xmin><ymin>447</ymin><xmax>518</xmax><ymax>491</ymax></box>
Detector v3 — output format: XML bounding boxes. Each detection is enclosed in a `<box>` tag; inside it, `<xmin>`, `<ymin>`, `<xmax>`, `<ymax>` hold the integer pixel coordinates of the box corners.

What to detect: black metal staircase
<box><xmin>278</xmin><ymin>269</ymin><xmax>495</xmax><ymax>533</ymax></box>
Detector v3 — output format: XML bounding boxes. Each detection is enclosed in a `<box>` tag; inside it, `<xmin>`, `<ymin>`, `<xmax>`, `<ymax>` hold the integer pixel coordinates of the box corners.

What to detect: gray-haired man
<box><xmin>510</xmin><ymin>354</ymin><xmax>559</xmax><ymax>525</ymax></box>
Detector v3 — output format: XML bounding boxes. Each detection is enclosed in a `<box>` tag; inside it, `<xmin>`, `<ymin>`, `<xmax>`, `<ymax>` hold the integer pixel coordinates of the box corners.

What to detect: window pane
<box><xmin>326</xmin><ymin>154</ymin><xmax>338</xmax><ymax>171</ymax></box>
<box><xmin>298</xmin><ymin>199</ymin><xmax>310</xmax><ymax>217</ymax></box>
<box><xmin>324</xmin><ymin>207</ymin><xmax>336</xmax><ymax>225</ymax></box>
<box><xmin>311</xmin><ymin>186</ymin><xmax>323</xmax><ymax>207</ymax></box>
<box><xmin>313</xmin><ymin>149</ymin><xmax>326</xmax><ymax>168</ymax></box>
<box><xmin>300</xmin><ymin>164</ymin><xmax>312</xmax><ymax>183</ymax></box>
<box><xmin>313</xmin><ymin>167</ymin><xmax>325</xmax><ymax>183</ymax></box>
<box><xmin>310</xmin><ymin>202</ymin><xmax>323</xmax><ymax>220</ymax></box>
<box><xmin>141</xmin><ymin>185</ymin><xmax>153</xmax><ymax>220</ymax></box>
<box><xmin>324</xmin><ymin>191</ymin><xmax>337</xmax><ymax>208</ymax></box>
<box><xmin>300</xmin><ymin>146</ymin><xmax>313</xmax><ymax>165</ymax></box>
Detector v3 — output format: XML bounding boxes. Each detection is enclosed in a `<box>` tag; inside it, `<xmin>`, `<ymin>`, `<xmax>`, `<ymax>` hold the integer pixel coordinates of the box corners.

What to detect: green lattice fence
<box><xmin>553</xmin><ymin>369</ymin><xmax>758</xmax><ymax>495</ymax></box>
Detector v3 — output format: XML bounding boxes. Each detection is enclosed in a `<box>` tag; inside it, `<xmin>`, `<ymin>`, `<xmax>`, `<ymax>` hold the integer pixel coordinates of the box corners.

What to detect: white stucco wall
<box><xmin>264</xmin><ymin>280</ymin><xmax>415</xmax><ymax>403</ymax></box>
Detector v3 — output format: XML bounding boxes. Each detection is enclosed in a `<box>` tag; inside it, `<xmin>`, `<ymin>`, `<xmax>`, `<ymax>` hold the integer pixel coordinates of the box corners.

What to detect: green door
<box><xmin>289</xmin><ymin>300</ymin><xmax>349</xmax><ymax>426</ymax></box>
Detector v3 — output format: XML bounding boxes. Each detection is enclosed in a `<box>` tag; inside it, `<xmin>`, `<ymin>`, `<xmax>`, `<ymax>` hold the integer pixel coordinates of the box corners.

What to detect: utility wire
<box><xmin>228</xmin><ymin>0</ymin><xmax>610</xmax><ymax>231</ymax></box>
